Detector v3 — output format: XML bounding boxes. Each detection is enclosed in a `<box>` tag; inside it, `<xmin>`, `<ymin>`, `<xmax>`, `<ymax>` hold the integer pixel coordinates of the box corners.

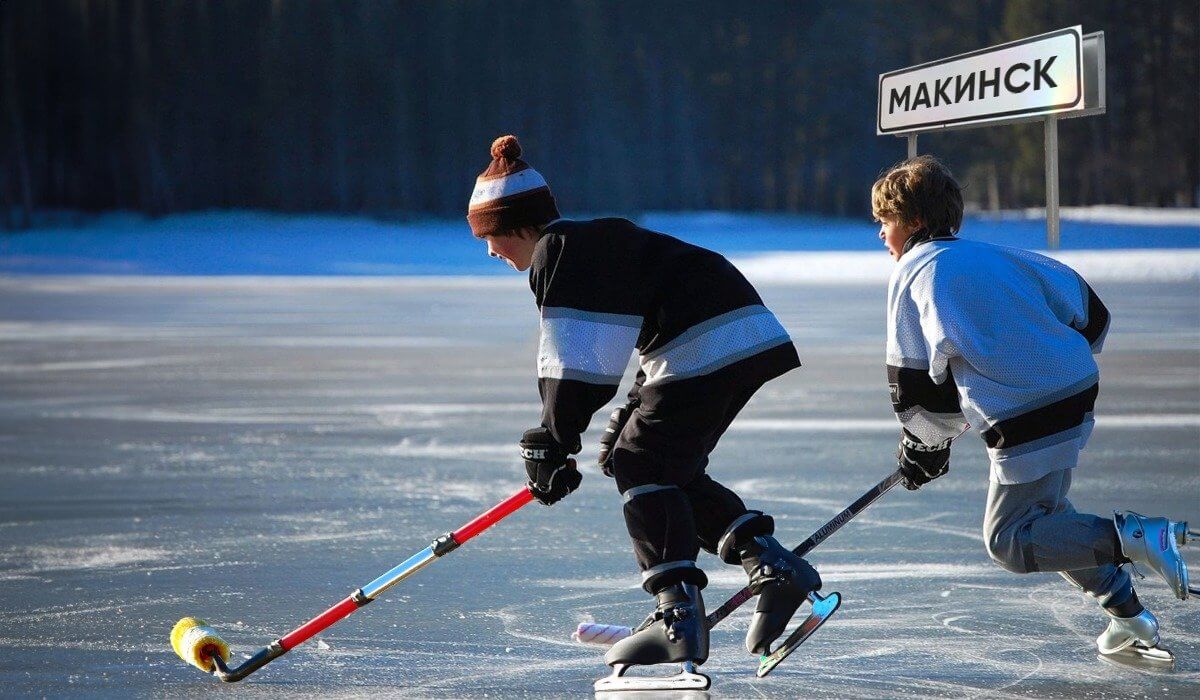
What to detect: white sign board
<box><xmin>877</xmin><ymin>26</ymin><xmax>1084</xmax><ymax>135</ymax></box>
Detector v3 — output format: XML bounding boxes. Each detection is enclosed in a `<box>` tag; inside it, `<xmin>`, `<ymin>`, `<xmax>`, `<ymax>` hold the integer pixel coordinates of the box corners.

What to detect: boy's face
<box><xmin>877</xmin><ymin>217</ymin><xmax>920</xmax><ymax>261</ymax></box>
<box><xmin>482</xmin><ymin>229</ymin><xmax>538</xmax><ymax>271</ymax></box>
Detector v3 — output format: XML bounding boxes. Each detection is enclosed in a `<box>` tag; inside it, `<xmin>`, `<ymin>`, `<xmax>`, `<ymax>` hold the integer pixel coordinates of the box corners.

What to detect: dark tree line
<box><xmin>1</xmin><ymin>0</ymin><xmax>1196</xmax><ymax>229</ymax></box>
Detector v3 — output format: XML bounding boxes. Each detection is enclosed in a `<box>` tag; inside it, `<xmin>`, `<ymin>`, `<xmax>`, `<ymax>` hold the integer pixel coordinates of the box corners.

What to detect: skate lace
<box><xmin>661</xmin><ymin>605</ymin><xmax>691</xmax><ymax>642</ymax></box>
<box><xmin>631</xmin><ymin>603</ymin><xmax>692</xmax><ymax>640</ymax></box>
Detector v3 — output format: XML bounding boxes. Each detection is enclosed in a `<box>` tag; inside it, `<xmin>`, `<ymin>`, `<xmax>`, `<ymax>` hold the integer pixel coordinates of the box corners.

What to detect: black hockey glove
<box><xmin>597</xmin><ymin>399</ymin><xmax>639</xmax><ymax>478</ymax></box>
<box><xmin>897</xmin><ymin>429</ymin><xmax>951</xmax><ymax>490</ymax></box>
<box><xmin>520</xmin><ymin>427</ymin><xmax>582</xmax><ymax>506</ymax></box>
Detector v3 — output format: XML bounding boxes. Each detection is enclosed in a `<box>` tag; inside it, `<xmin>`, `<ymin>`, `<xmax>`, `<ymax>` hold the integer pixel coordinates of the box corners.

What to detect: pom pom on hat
<box><xmin>491</xmin><ymin>135</ymin><xmax>522</xmax><ymax>161</ymax></box>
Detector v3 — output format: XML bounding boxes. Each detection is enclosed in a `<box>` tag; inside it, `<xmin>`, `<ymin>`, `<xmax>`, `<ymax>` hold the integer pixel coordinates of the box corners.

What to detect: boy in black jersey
<box><xmin>467</xmin><ymin>135</ymin><xmax>820</xmax><ymax>680</ymax></box>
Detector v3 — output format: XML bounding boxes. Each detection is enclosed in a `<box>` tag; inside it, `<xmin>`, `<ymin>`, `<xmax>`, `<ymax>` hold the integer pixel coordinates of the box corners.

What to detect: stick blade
<box><xmin>756</xmin><ymin>591</ymin><xmax>841</xmax><ymax>678</ymax></box>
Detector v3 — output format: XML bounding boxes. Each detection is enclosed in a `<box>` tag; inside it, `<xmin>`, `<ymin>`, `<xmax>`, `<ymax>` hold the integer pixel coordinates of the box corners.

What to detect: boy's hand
<box><xmin>897</xmin><ymin>429</ymin><xmax>951</xmax><ymax>490</ymax></box>
<box><xmin>597</xmin><ymin>399</ymin><xmax>639</xmax><ymax>477</ymax></box>
<box><xmin>520</xmin><ymin>427</ymin><xmax>582</xmax><ymax>505</ymax></box>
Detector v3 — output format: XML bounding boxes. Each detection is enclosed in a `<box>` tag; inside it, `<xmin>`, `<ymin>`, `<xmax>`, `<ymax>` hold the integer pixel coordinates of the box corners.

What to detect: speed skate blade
<box><xmin>756</xmin><ymin>591</ymin><xmax>841</xmax><ymax>678</ymax></box>
<box><xmin>1098</xmin><ymin>643</ymin><xmax>1176</xmax><ymax>673</ymax></box>
<box><xmin>594</xmin><ymin>663</ymin><xmax>711</xmax><ymax>693</ymax></box>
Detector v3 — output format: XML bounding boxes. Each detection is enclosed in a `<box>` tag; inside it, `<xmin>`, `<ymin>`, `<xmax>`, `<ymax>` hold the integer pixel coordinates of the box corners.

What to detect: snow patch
<box><xmin>991</xmin><ymin>205</ymin><xmax>1200</xmax><ymax>227</ymax></box>
<box><xmin>368</xmin><ymin>438</ymin><xmax>514</xmax><ymax>461</ymax></box>
<box><xmin>0</xmin><ymin>356</ymin><xmax>197</xmax><ymax>373</ymax></box>
<box><xmin>20</xmin><ymin>545</ymin><xmax>168</xmax><ymax>572</ymax></box>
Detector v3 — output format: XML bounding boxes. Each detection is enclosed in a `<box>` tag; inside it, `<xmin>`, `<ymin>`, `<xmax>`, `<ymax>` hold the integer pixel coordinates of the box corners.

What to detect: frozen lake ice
<box><xmin>0</xmin><ymin>275</ymin><xmax>1197</xmax><ymax>698</ymax></box>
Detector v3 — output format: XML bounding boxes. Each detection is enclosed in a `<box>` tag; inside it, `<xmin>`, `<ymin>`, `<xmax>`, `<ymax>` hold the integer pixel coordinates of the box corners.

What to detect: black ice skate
<box><xmin>595</xmin><ymin>583</ymin><xmax>710</xmax><ymax>692</ymax></box>
<box><xmin>737</xmin><ymin>535</ymin><xmax>823</xmax><ymax>655</ymax></box>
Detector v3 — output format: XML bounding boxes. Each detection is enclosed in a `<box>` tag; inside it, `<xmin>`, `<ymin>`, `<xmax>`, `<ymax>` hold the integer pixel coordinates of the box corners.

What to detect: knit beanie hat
<box><xmin>467</xmin><ymin>135</ymin><xmax>560</xmax><ymax>237</ymax></box>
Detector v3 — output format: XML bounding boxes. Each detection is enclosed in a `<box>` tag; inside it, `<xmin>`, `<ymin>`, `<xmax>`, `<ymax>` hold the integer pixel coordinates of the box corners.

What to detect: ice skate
<box><xmin>736</xmin><ymin>535</ymin><xmax>822</xmax><ymax>654</ymax></box>
<box><xmin>755</xmin><ymin>590</ymin><xmax>841</xmax><ymax>677</ymax></box>
<box><xmin>1096</xmin><ymin>607</ymin><xmax>1175</xmax><ymax>672</ymax></box>
<box><xmin>595</xmin><ymin>583</ymin><xmax>710</xmax><ymax>692</ymax></box>
<box><xmin>1113</xmin><ymin>511</ymin><xmax>1199</xmax><ymax>600</ymax></box>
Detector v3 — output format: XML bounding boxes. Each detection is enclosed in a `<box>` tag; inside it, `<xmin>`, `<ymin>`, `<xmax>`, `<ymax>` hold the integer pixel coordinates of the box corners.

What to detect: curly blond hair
<box><xmin>871</xmin><ymin>155</ymin><xmax>963</xmax><ymax>235</ymax></box>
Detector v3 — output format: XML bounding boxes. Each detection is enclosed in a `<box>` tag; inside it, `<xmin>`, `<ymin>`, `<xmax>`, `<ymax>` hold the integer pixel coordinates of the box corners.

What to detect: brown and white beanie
<box><xmin>467</xmin><ymin>135</ymin><xmax>561</xmax><ymax>237</ymax></box>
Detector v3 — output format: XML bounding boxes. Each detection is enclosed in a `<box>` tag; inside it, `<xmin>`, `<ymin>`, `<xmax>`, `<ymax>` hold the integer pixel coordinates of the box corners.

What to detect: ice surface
<box><xmin>0</xmin><ymin>277</ymin><xmax>1197</xmax><ymax>697</ymax></box>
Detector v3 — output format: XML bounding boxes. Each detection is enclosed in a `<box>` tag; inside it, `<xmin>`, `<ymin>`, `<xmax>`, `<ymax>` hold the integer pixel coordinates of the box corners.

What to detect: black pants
<box><xmin>609</xmin><ymin>381</ymin><xmax>762</xmax><ymax>592</ymax></box>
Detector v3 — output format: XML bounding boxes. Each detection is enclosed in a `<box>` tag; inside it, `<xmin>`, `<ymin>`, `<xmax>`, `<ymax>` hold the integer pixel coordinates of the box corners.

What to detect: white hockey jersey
<box><xmin>886</xmin><ymin>237</ymin><xmax>1110</xmax><ymax>484</ymax></box>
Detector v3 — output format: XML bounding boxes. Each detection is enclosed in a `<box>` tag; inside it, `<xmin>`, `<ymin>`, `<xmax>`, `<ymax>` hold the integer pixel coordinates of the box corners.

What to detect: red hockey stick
<box><xmin>171</xmin><ymin>486</ymin><xmax>535</xmax><ymax>682</ymax></box>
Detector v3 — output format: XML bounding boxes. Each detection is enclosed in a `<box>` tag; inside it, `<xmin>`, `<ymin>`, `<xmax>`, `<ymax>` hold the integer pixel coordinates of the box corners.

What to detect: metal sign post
<box><xmin>1045</xmin><ymin>115</ymin><xmax>1060</xmax><ymax>249</ymax></box>
<box><xmin>877</xmin><ymin>27</ymin><xmax>1106</xmax><ymax>249</ymax></box>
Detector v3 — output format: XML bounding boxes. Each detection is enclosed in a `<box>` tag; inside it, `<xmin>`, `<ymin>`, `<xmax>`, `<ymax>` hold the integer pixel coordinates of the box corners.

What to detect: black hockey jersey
<box><xmin>529</xmin><ymin>218</ymin><xmax>800</xmax><ymax>450</ymax></box>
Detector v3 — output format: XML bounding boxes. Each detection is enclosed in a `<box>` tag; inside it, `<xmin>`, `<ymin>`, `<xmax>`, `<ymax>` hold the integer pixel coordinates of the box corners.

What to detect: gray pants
<box><xmin>984</xmin><ymin>468</ymin><xmax>1131</xmax><ymax>607</ymax></box>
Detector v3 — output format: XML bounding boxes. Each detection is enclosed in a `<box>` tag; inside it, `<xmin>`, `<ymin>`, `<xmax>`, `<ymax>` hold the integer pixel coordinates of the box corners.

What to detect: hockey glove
<box><xmin>897</xmin><ymin>429</ymin><xmax>951</xmax><ymax>490</ymax></box>
<box><xmin>597</xmin><ymin>399</ymin><xmax>639</xmax><ymax>478</ymax></box>
<box><xmin>520</xmin><ymin>427</ymin><xmax>582</xmax><ymax>506</ymax></box>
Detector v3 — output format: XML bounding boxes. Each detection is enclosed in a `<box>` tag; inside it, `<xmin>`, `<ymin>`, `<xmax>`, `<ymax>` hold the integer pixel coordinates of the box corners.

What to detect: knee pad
<box><xmin>715</xmin><ymin>511</ymin><xmax>775</xmax><ymax>565</ymax></box>
<box><xmin>641</xmin><ymin>560</ymin><xmax>709</xmax><ymax>594</ymax></box>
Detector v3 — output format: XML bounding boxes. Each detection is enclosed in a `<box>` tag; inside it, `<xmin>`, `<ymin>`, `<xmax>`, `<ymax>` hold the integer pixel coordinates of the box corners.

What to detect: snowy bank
<box><xmin>979</xmin><ymin>205</ymin><xmax>1200</xmax><ymax>227</ymax></box>
<box><xmin>1</xmin><ymin>207</ymin><xmax>1197</xmax><ymax>275</ymax></box>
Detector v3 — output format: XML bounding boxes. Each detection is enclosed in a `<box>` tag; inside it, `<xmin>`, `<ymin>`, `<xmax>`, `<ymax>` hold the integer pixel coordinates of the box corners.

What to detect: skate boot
<box><xmin>737</xmin><ymin>535</ymin><xmax>822</xmax><ymax>654</ymax></box>
<box><xmin>596</xmin><ymin>583</ymin><xmax>709</xmax><ymax>692</ymax></box>
<box><xmin>1096</xmin><ymin>597</ymin><xmax>1175</xmax><ymax>671</ymax></box>
<box><xmin>1113</xmin><ymin>511</ymin><xmax>1199</xmax><ymax>601</ymax></box>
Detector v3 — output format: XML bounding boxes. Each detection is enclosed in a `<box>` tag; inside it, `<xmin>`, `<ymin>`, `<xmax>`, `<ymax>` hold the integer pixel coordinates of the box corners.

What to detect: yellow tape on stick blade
<box><xmin>170</xmin><ymin>617</ymin><xmax>230</xmax><ymax>672</ymax></box>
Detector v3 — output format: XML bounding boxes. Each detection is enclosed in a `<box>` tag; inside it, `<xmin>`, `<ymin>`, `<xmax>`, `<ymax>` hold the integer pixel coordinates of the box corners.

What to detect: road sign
<box><xmin>877</xmin><ymin>27</ymin><xmax>1106</xmax><ymax>250</ymax></box>
<box><xmin>878</xmin><ymin>26</ymin><xmax>1084</xmax><ymax>135</ymax></box>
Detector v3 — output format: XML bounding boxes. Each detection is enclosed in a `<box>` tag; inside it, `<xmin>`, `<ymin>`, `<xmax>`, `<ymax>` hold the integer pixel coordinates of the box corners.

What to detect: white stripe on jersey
<box><xmin>537</xmin><ymin>307</ymin><xmax>641</xmax><ymax>385</ymax></box>
<box><xmin>640</xmin><ymin>305</ymin><xmax>791</xmax><ymax>387</ymax></box>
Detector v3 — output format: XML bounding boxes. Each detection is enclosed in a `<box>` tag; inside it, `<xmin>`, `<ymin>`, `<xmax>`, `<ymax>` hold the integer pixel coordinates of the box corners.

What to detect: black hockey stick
<box><xmin>705</xmin><ymin>468</ymin><xmax>904</xmax><ymax>630</ymax></box>
<box><xmin>573</xmin><ymin>468</ymin><xmax>904</xmax><ymax>647</ymax></box>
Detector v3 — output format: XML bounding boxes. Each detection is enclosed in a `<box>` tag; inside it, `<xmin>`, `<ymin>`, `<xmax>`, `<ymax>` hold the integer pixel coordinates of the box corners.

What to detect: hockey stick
<box><xmin>170</xmin><ymin>486</ymin><xmax>535</xmax><ymax>683</ymax></box>
<box><xmin>707</xmin><ymin>468</ymin><xmax>904</xmax><ymax>629</ymax></box>
<box><xmin>574</xmin><ymin>468</ymin><xmax>904</xmax><ymax>644</ymax></box>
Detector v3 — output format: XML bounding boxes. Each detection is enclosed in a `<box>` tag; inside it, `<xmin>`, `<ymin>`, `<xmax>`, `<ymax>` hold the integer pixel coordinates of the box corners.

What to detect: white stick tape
<box><xmin>572</xmin><ymin>622</ymin><xmax>632</xmax><ymax>646</ymax></box>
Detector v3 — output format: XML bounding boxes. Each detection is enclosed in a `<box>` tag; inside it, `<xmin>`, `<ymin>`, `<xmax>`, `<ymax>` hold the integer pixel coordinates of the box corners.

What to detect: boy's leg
<box><xmin>610</xmin><ymin>400</ymin><xmax>723</xmax><ymax>593</ymax></box>
<box><xmin>678</xmin><ymin>382</ymin><xmax>822</xmax><ymax>654</ymax></box>
<box><xmin>983</xmin><ymin>468</ymin><xmax>1130</xmax><ymax>604</ymax></box>
<box><xmin>604</xmin><ymin>398</ymin><xmax>725</xmax><ymax>676</ymax></box>
<box><xmin>684</xmin><ymin>383</ymin><xmax>763</xmax><ymax>552</ymax></box>
<box><xmin>611</xmin><ymin>382</ymin><xmax>761</xmax><ymax>591</ymax></box>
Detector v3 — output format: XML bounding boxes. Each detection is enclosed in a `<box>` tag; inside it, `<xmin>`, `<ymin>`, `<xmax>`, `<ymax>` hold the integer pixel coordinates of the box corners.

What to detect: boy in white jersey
<box><xmin>872</xmin><ymin>155</ymin><xmax>1195</xmax><ymax>670</ymax></box>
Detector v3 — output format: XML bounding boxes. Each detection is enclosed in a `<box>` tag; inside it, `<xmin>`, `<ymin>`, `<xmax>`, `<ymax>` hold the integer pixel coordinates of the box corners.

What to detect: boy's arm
<box><xmin>887</xmin><ymin>276</ymin><xmax>969</xmax><ymax>491</ymax></box>
<box><xmin>886</xmin><ymin>271</ymin><xmax>968</xmax><ymax>447</ymax></box>
<box><xmin>887</xmin><ymin>364</ymin><xmax>965</xmax><ymax>444</ymax></box>
<box><xmin>531</xmin><ymin>235</ymin><xmax>644</xmax><ymax>452</ymax></box>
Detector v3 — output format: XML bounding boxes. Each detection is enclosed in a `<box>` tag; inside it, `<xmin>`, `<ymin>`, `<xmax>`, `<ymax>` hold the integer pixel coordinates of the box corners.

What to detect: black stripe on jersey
<box><xmin>1076</xmin><ymin>283</ymin><xmax>1110</xmax><ymax>348</ymax></box>
<box><xmin>887</xmin><ymin>364</ymin><xmax>961</xmax><ymax>414</ymax></box>
<box><xmin>982</xmin><ymin>383</ymin><xmax>1099</xmax><ymax>450</ymax></box>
